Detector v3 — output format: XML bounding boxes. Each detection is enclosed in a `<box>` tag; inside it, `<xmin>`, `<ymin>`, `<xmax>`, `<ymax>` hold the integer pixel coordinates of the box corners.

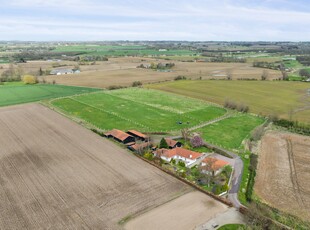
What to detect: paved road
<box><xmin>202</xmin><ymin>141</ymin><xmax>244</xmax><ymax>208</ymax></box>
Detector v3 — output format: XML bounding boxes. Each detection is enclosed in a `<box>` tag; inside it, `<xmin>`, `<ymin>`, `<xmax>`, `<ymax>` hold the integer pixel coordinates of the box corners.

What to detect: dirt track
<box><xmin>0</xmin><ymin>104</ymin><xmax>194</xmax><ymax>229</ymax></box>
<box><xmin>255</xmin><ymin>131</ymin><xmax>310</xmax><ymax>220</ymax></box>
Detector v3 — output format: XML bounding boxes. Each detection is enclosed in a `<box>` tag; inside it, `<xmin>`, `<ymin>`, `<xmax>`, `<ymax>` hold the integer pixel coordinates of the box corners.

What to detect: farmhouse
<box><xmin>50</xmin><ymin>69</ymin><xmax>80</xmax><ymax>75</ymax></box>
<box><xmin>128</xmin><ymin>142</ymin><xmax>152</xmax><ymax>153</ymax></box>
<box><xmin>127</xmin><ymin>130</ymin><xmax>149</xmax><ymax>141</ymax></box>
<box><xmin>200</xmin><ymin>157</ymin><xmax>229</xmax><ymax>176</ymax></box>
<box><xmin>154</xmin><ymin>147</ymin><xmax>203</xmax><ymax>167</ymax></box>
<box><xmin>105</xmin><ymin>129</ymin><xmax>135</xmax><ymax>145</ymax></box>
<box><xmin>165</xmin><ymin>138</ymin><xmax>182</xmax><ymax>149</ymax></box>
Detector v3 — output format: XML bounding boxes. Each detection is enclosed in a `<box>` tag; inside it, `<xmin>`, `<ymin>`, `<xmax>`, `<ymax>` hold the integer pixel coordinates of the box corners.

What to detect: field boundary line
<box><xmin>105</xmin><ymin>89</ymin><xmax>226</xmax><ymax>124</ymax></box>
<box><xmin>188</xmin><ymin>112</ymin><xmax>235</xmax><ymax>131</ymax></box>
<box><xmin>69</xmin><ymin>97</ymin><xmax>149</xmax><ymax>130</ymax></box>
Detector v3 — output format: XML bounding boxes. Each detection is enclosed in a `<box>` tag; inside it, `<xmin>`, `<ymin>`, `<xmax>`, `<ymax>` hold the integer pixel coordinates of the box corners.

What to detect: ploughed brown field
<box><xmin>43</xmin><ymin>58</ymin><xmax>281</xmax><ymax>88</ymax></box>
<box><xmin>255</xmin><ymin>131</ymin><xmax>310</xmax><ymax>220</ymax></box>
<box><xmin>0</xmin><ymin>57</ymin><xmax>281</xmax><ymax>88</ymax></box>
<box><xmin>0</xmin><ymin>104</ymin><xmax>194</xmax><ymax>229</ymax></box>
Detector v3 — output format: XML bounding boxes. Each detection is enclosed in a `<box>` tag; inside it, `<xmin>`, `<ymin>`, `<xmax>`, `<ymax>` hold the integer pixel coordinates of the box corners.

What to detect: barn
<box><xmin>104</xmin><ymin>129</ymin><xmax>135</xmax><ymax>145</ymax></box>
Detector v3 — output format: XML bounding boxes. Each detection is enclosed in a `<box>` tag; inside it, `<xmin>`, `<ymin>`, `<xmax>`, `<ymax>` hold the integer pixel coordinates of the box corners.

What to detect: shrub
<box><xmin>108</xmin><ymin>85</ymin><xmax>125</xmax><ymax>90</ymax></box>
<box><xmin>190</xmin><ymin>135</ymin><xmax>203</xmax><ymax>148</ymax></box>
<box><xmin>143</xmin><ymin>152</ymin><xmax>154</xmax><ymax>161</ymax></box>
<box><xmin>132</xmin><ymin>81</ymin><xmax>142</xmax><ymax>87</ymax></box>
<box><xmin>174</xmin><ymin>75</ymin><xmax>187</xmax><ymax>81</ymax></box>
<box><xmin>22</xmin><ymin>75</ymin><xmax>37</xmax><ymax>84</ymax></box>
<box><xmin>178</xmin><ymin>161</ymin><xmax>185</xmax><ymax>167</ymax></box>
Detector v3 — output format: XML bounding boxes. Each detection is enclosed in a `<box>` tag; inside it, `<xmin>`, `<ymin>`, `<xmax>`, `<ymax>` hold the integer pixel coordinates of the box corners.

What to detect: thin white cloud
<box><xmin>1</xmin><ymin>0</ymin><xmax>310</xmax><ymax>40</ymax></box>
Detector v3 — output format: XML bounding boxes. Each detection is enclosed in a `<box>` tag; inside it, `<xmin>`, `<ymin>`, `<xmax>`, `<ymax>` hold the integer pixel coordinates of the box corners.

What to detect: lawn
<box><xmin>51</xmin><ymin>88</ymin><xmax>226</xmax><ymax>132</ymax></box>
<box><xmin>197</xmin><ymin>114</ymin><xmax>264</xmax><ymax>150</ymax></box>
<box><xmin>0</xmin><ymin>83</ymin><xmax>101</xmax><ymax>107</ymax></box>
<box><xmin>218</xmin><ymin>224</ymin><xmax>246</xmax><ymax>230</ymax></box>
<box><xmin>146</xmin><ymin>80</ymin><xmax>310</xmax><ymax>124</ymax></box>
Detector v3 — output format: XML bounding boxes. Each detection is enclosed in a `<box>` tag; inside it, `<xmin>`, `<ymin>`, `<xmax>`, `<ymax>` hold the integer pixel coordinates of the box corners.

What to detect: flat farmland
<box><xmin>196</xmin><ymin>114</ymin><xmax>264</xmax><ymax>150</ymax></box>
<box><xmin>147</xmin><ymin>80</ymin><xmax>310</xmax><ymax>124</ymax></box>
<box><xmin>51</xmin><ymin>88</ymin><xmax>227</xmax><ymax>132</ymax></box>
<box><xmin>0</xmin><ymin>83</ymin><xmax>100</xmax><ymax>107</ymax></box>
<box><xmin>125</xmin><ymin>191</ymin><xmax>228</xmax><ymax>230</ymax></box>
<box><xmin>42</xmin><ymin>57</ymin><xmax>282</xmax><ymax>88</ymax></box>
<box><xmin>255</xmin><ymin>131</ymin><xmax>310</xmax><ymax>221</ymax></box>
<box><xmin>0</xmin><ymin>104</ymin><xmax>194</xmax><ymax>229</ymax></box>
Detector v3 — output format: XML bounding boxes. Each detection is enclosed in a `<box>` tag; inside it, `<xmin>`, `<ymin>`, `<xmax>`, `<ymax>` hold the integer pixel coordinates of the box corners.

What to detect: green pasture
<box><xmin>51</xmin><ymin>88</ymin><xmax>226</xmax><ymax>132</ymax></box>
<box><xmin>0</xmin><ymin>83</ymin><xmax>101</xmax><ymax>107</ymax></box>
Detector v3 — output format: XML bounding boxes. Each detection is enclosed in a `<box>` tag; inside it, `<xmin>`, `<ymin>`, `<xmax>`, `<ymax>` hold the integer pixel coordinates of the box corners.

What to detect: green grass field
<box><xmin>218</xmin><ymin>224</ymin><xmax>246</xmax><ymax>230</ymax></box>
<box><xmin>146</xmin><ymin>80</ymin><xmax>310</xmax><ymax>124</ymax></box>
<box><xmin>197</xmin><ymin>115</ymin><xmax>264</xmax><ymax>150</ymax></box>
<box><xmin>52</xmin><ymin>45</ymin><xmax>196</xmax><ymax>56</ymax></box>
<box><xmin>0</xmin><ymin>84</ymin><xmax>101</xmax><ymax>107</ymax></box>
<box><xmin>51</xmin><ymin>88</ymin><xmax>227</xmax><ymax>132</ymax></box>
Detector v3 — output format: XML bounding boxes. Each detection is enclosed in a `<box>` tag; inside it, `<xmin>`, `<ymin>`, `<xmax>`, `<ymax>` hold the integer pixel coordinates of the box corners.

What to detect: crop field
<box><xmin>51</xmin><ymin>88</ymin><xmax>227</xmax><ymax>132</ymax></box>
<box><xmin>255</xmin><ymin>131</ymin><xmax>310</xmax><ymax>221</ymax></box>
<box><xmin>147</xmin><ymin>80</ymin><xmax>310</xmax><ymax>124</ymax></box>
<box><xmin>0</xmin><ymin>83</ymin><xmax>101</xmax><ymax>107</ymax></box>
<box><xmin>196</xmin><ymin>114</ymin><xmax>264</xmax><ymax>150</ymax></box>
<box><xmin>0</xmin><ymin>104</ymin><xmax>195</xmax><ymax>229</ymax></box>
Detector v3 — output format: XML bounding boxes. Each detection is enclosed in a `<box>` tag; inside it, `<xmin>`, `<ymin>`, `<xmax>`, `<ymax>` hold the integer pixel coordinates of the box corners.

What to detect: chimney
<box><xmin>190</xmin><ymin>154</ymin><xmax>192</xmax><ymax>159</ymax></box>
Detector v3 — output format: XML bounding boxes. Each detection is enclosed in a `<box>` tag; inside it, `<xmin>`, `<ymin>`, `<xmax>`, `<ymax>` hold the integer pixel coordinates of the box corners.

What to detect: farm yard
<box><xmin>51</xmin><ymin>88</ymin><xmax>227</xmax><ymax>132</ymax></box>
<box><xmin>147</xmin><ymin>80</ymin><xmax>310</xmax><ymax>124</ymax></box>
<box><xmin>0</xmin><ymin>103</ymin><xmax>206</xmax><ymax>229</ymax></box>
<box><xmin>0</xmin><ymin>83</ymin><xmax>100</xmax><ymax>107</ymax></box>
<box><xmin>255</xmin><ymin>131</ymin><xmax>310</xmax><ymax>221</ymax></box>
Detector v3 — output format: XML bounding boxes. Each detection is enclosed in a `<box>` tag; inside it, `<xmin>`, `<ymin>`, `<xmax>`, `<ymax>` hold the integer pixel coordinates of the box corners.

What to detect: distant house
<box><xmin>127</xmin><ymin>130</ymin><xmax>149</xmax><ymax>141</ymax></box>
<box><xmin>200</xmin><ymin>157</ymin><xmax>229</xmax><ymax>176</ymax></box>
<box><xmin>158</xmin><ymin>49</ymin><xmax>167</xmax><ymax>52</ymax></box>
<box><xmin>164</xmin><ymin>138</ymin><xmax>182</xmax><ymax>149</ymax></box>
<box><xmin>154</xmin><ymin>147</ymin><xmax>203</xmax><ymax>167</ymax></box>
<box><xmin>104</xmin><ymin>129</ymin><xmax>135</xmax><ymax>145</ymax></box>
<box><xmin>128</xmin><ymin>142</ymin><xmax>152</xmax><ymax>153</ymax></box>
<box><xmin>50</xmin><ymin>69</ymin><xmax>80</xmax><ymax>75</ymax></box>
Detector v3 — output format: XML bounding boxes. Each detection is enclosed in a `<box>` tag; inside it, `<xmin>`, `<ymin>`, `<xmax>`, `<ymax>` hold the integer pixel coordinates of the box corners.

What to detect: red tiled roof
<box><xmin>105</xmin><ymin>129</ymin><xmax>133</xmax><ymax>141</ymax></box>
<box><xmin>202</xmin><ymin>157</ymin><xmax>229</xmax><ymax>171</ymax></box>
<box><xmin>158</xmin><ymin>147</ymin><xmax>202</xmax><ymax>160</ymax></box>
<box><xmin>130</xmin><ymin>142</ymin><xmax>152</xmax><ymax>151</ymax></box>
<box><xmin>127</xmin><ymin>130</ymin><xmax>148</xmax><ymax>139</ymax></box>
<box><xmin>174</xmin><ymin>147</ymin><xmax>202</xmax><ymax>160</ymax></box>
<box><xmin>164</xmin><ymin>138</ymin><xmax>179</xmax><ymax>148</ymax></box>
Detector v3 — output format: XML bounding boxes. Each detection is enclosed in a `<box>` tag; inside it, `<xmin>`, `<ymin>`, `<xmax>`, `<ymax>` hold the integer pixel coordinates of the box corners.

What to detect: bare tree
<box><xmin>226</xmin><ymin>69</ymin><xmax>233</xmax><ymax>80</ymax></box>
<box><xmin>261</xmin><ymin>70</ymin><xmax>269</xmax><ymax>81</ymax></box>
<box><xmin>181</xmin><ymin>128</ymin><xmax>190</xmax><ymax>143</ymax></box>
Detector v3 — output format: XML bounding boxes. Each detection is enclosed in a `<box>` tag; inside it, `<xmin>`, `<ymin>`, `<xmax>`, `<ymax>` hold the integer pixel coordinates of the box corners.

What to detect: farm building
<box><xmin>127</xmin><ymin>130</ymin><xmax>149</xmax><ymax>141</ymax></box>
<box><xmin>128</xmin><ymin>142</ymin><xmax>152</xmax><ymax>153</ymax></box>
<box><xmin>165</xmin><ymin>138</ymin><xmax>182</xmax><ymax>149</ymax></box>
<box><xmin>200</xmin><ymin>157</ymin><xmax>229</xmax><ymax>176</ymax></box>
<box><xmin>50</xmin><ymin>69</ymin><xmax>80</xmax><ymax>75</ymax></box>
<box><xmin>154</xmin><ymin>147</ymin><xmax>203</xmax><ymax>167</ymax></box>
<box><xmin>105</xmin><ymin>129</ymin><xmax>135</xmax><ymax>145</ymax></box>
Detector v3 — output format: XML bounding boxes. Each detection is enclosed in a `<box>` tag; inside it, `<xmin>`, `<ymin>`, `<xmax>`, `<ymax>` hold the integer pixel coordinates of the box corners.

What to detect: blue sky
<box><xmin>0</xmin><ymin>0</ymin><xmax>310</xmax><ymax>41</ymax></box>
